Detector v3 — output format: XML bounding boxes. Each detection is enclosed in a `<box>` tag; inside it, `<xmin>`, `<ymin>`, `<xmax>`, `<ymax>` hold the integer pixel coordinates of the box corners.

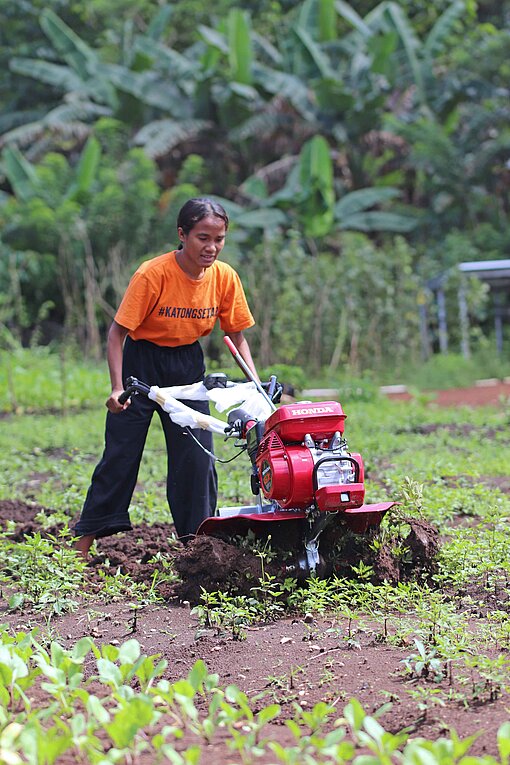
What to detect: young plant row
<box><xmin>2</xmin><ymin>629</ymin><xmax>510</xmax><ymax>765</ymax></box>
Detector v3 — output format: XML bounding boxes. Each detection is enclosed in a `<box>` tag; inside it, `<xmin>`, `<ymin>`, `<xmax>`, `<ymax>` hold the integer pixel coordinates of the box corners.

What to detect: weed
<box><xmin>464</xmin><ymin>654</ymin><xmax>510</xmax><ymax>702</ymax></box>
<box><xmin>401</xmin><ymin>639</ymin><xmax>445</xmax><ymax>682</ymax></box>
<box><xmin>1</xmin><ymin>530</ymin><xmax>87</xmax><ymax>615</ymax></box>
<box><xmin>191</xmin><ymin>590</ymin><xmax>260</xmax><ymax>640</ymax></box>
<box><xmin>404</xmin><ymin>685</ymin><xmax>446</xmax><ymax>721</ymax></box>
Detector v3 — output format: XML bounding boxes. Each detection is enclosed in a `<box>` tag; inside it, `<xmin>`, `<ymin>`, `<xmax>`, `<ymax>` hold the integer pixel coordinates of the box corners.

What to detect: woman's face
<box><xmin>178</xmin><ymin>215</ymin><xmax>227</xmax><ymax>273</ymax></box>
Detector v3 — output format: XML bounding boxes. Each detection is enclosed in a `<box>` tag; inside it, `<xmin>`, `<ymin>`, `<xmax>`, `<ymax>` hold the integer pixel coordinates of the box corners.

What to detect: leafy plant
<box><xmin>401</xmin><ymin>638</ymin><xmax>445</xmax><ymax>682</ymax></box>
<box><xmin>2</xmin><ymin>530</ymin><xmax>87</xmax><ymax>615</ymax></box>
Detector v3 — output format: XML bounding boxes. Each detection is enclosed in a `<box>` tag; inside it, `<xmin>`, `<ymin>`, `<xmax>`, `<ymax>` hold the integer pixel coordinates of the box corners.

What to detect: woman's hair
<box><xmin>177</xmin><ymin>198</ymin><xmax>229</xmax><ymax>238</ymax></box>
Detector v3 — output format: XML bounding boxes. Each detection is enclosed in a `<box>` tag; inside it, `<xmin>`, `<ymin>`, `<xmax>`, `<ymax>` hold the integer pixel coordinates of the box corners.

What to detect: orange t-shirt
<box><xmin>114</xmin><ymin>251</ymin><xmax>255</xmax><ymax>347</ymax></box>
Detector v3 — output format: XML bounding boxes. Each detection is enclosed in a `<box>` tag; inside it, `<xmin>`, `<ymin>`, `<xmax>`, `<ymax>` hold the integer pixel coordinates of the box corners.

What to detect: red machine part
<box><xmin>255</xmin><ymin>404</ymin><xmax>365</xmax><ymax>511</ymax></box>
<box><xmin>263</xmin><ymin>400</ymin><xmax>346</xmax><ymax>441</ymax></box>
<box><xmin>256</xmin><ymin>430</ymin><xmax>313</xmax><ymax>508</ymax></box>
<box><xmin>314</xmin><ymin>452</ymin><xmax>365</xmax><ymax>511</ymax></box>
<box><xmin>197</xmin><ymin>501</ymin><xmax>395</xmax><ymax>538</ymax></box>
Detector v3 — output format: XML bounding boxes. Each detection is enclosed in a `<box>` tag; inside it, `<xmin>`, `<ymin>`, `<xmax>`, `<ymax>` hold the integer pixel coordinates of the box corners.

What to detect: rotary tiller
<box><xmin>120</xmin><ymin>338</ymin><xmax>395</xmax><ymax>578</ymax></box>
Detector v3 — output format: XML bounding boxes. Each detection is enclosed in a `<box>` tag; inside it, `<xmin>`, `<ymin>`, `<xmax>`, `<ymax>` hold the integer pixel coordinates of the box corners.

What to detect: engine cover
<box><xmin>263</xmin><ymin>401</ymin><xmax>346</xmax><ymax>441</ymax></box>
<box><xmin>256</xmin><ymin>407</ymin><xmax>365</xmax><ymax>511</ymax></box>
<box><xmin>257</xmin><ymin>431</ymin><xmax>314</xmax><ymax>508</ymax></box>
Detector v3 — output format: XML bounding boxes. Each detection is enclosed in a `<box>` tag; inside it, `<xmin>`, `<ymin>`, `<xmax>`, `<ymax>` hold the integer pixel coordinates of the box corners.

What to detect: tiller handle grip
<box><xmin>118</xmin><ymin>377</ymin><xmax>151</xmax><ymax>404</ymax></box>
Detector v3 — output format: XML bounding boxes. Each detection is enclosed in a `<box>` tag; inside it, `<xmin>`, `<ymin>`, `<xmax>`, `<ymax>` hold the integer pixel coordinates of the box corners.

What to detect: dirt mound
<box><xmin>93</xmin><ymin>522</ymin><xmax>178</xmax><ymax>572</ymax></box>
<box><xmin>173</xmin><ymin>535</ymin><xmax>266</xmax><ymax>603</ymax></box>
<box><xmin>322</xmin><ymin>517</ymin><xmax>439</xmax><ymax>584</ymax></box>
<box><xmin>404</xmin><ymin>517</ymin><xmax>439</xmax><ymax>565</ymax></box>
<box><xmin>171</xmin><ymin>516</ymin><xmax>440</xmax><ymax>602</ymax></box>
<box><xmin>372</xmin><ymin>517</ymin><xmax>439</xmax><ymax>583</ymax></box>
<box><xmin>0</xmin><ymin>499</ymin><xmax>57</xmax><ymax>540</ymax></box>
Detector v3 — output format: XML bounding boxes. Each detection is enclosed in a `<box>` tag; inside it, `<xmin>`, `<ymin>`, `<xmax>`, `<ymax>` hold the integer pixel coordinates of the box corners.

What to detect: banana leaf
<box><xmin>227</xmin><ymin>9</ymin><xmax>253</xmax><ymax>85</ymax></box>
<box><xmin>40</xmin><ymin>9</ymin><xmax>97</xmax><ymax>81</ymax></box>
<box><xmin>335</xmin><ymin>187</ymin><xmax>400</xmax><ymax>219</ymax></box>
<box><xmin>338</xmin><ymin>210</ymin><xmax>418</xmax><ymax>232</ymax></box>
<box><xmin>2</xmin><ymin>146</ymin><xmax>40</xmax><ymax>202</ymax></box>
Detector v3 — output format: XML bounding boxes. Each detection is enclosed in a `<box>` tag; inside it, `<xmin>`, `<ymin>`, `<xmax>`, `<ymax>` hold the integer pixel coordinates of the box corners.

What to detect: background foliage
<box><xmin>0</xmin><ymin>0</ymin><xmax>509</xmax><ymax>377</ymax></box>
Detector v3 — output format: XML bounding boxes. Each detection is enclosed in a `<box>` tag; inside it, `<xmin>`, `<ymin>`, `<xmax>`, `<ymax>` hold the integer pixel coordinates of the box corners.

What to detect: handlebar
<box><xmin>118</xmin><ymin>377</ymin><xmax>151</xmax><ymax>404</ymax></box>
<box><xmin>117</xmin><ymin>373</ymin><xmax>282</xmax><ymax>407</ymax></box>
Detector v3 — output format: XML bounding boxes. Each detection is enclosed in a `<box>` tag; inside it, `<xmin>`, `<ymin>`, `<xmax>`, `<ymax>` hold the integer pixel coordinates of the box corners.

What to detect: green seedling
<box><xmin>401</xmin><ymin>638</ymin><xmax>444</xmax><ymax>682</ymax></box>
<box><xmin>0</xmin><ymin>630</ymin><xmax>40</xmax><ymax>712</ymax></box>
<box><xmin>342</xmin><ymin>698</ymin><xmax>408</xmax><ymax>759</ymax></box>
<box><xmin>405</xmin><ymin>685</ymin><xmax>446</xmax><ymax>721</ymax></box>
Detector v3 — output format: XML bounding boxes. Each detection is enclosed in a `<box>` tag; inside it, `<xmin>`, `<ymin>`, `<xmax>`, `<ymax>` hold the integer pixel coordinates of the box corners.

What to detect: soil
<box><xmin>1</xmin><ymin>497</ymin><xmax>507</xmax><ymax>759</ymax></box>
<box><xmin>2</xmin><ymin>382</ymin><xmax>510</xmax><ymax>761</ymax></box>
<box><xmin>384</xmin><ymin>380</ymin><xmax>510</xmax><ymax>407</ymax></box>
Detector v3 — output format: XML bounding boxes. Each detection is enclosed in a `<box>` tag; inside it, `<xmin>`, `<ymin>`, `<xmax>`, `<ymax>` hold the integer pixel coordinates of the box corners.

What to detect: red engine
<box><xmin>255</xmin><ymin>401</ymin><xmax>366</xmax><ymax>512</ymax></box>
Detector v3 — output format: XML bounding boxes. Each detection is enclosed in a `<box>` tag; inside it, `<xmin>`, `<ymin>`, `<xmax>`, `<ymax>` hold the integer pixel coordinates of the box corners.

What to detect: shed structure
<box><xmin>426</xmin><ymin>259</ymin><xmax>510</xmax><ymax>359</ymax></box>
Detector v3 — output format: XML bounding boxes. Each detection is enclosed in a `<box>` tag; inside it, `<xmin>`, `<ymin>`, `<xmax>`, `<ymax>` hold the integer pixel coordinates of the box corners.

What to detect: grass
<box><xmin>1</xmin><ymin>347</ymin><xmax>510</xmax><ymax>761</ymax></box>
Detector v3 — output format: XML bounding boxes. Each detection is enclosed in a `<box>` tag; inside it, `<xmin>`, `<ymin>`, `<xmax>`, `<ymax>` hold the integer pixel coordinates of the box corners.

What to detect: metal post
<box><xmin>495</xmin><ymin>313</ymin><xmax>503</xmax><ymax>355</ymax></box>
<box><xmin>418</xmin><ymin>302</ymin><xmax>431</xmax><ymax>360</ymax></box>
<box><xmin>437</xmin><ymin>288</ymin><xmax>448</xmax><ymax>353</ymax></box>
<box><xmin>458</xmin><ymin>282</ymin><xmax>470</xmax><ymax>359</ymax></box>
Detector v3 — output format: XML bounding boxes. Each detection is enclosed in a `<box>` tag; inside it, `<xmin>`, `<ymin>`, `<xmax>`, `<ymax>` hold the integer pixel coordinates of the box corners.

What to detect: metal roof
<box><xmin>458</xmin><ymin>259</ymin><xmax>510</xmax><ymax>277</ymax></box>
<box><xmin>429</xmin><ymin>259</ymin><xmax>510</xmax><ymax>289</ymax></box>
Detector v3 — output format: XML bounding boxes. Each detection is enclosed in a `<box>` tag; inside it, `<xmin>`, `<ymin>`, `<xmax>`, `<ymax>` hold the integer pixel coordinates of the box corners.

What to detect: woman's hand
<box><xmin>106</xmin><ymin>389</ymin><xmax>130</xmax><ymax>414</ymax></box>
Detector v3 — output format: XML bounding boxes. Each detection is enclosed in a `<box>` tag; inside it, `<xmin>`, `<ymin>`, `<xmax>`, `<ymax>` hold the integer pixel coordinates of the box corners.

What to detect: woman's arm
<box><xmin>106</xmin><ymin>320</ymin><xmax>130</xmax><ymax>413</ymax></box>
<box><xmin>225</xmin><ymin>330</ymin><xmax>260</xmax><ymax>382</ymax></box>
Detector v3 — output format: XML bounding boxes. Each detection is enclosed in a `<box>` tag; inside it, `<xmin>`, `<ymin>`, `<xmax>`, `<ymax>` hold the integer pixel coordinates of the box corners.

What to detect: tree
<box><xmin>0</xmin><ymin>123</ymin><xmax>159</xmax><ymax>355</ymax></box>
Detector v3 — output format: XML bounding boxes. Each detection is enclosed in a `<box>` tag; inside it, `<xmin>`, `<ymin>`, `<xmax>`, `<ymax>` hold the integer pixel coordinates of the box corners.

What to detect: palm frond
<box><xmin>335</xmin><ymin>187</ymin><xmax>400</xmax><ymax>218</ymax></box>
<box><xmin>252</xmin><ymin>64</ymin><xmax>314</xmax><ymax>119</ymax></box>
<box><xmin>2</xmin><ymin>145</ymin><xmax>39</xmax><ymax>201</ymax></box>
<box><xmin>40</xmin><ymin>9</ymin><xmax>98</xmax><ymax>81</ymax></box>
<box><xmin>103</xmin><ymin>64</ymin><xmax>183</xmax><ymax>113</ymax></box>
<box><xmin>334</xmin><ymin>1</ymin><xmax>372</xmax><ymax>38</ymax></box>
<box><xmin>339</xmin><ymin>210</ymin><xmax>418</xmax><ymax>232</ymax></box>
<box><xmin>241</xmin><ymin>156</ymin><xmax>299</xmax><ymax>197</ymax></box>
<box><xmin>229</xmin><ymin>111</ymin><xmax>287</xmax><ymax>142</ymax></box>
<box><xmin>132</xmin><ymin>119</ymin><xmax>211</xmax><ymax>158</ymax></box>
<box><xmin>385</xmin><ymin>3</ymin><xmax>425</xmax><ymax>105</ymax></box>
<box><xmin>424</xmin><ymin>0</ymin><xmax>465</xmax><ymax>59</ymax></box>
<box><xmin>0</xmin><ymin>110</ymin><xmax>47</xmax><ymax>134</ymax></box>
<box><xmin>294</xmin><ymin>27</ymin><xmax>335</xmax><ymax>79</ymax></box>
<box><xmin>134</xmin><ymin>37</ymin><xmax>200</xmax><ymax>82</ymax></box>
<box><xmin>251</xmin><ymin>32</ymin><xmax>283</xmax><ymax>66</ymax></box>
<box><xmin>10</xmin><ymin>58</ymin><xmax>85</xmax><ymax>92</ymax></box>
<box><xmin>0</xmin><ymin>97</ymin><xmax>108</xmax><ymax>149</ymax></box>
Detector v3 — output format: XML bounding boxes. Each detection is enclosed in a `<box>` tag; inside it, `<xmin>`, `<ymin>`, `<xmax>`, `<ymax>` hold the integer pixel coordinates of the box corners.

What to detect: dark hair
<box><xmin>177</xmin><ymin>198</ymin><xmax>229</xmax><ymax>239</ymax></box>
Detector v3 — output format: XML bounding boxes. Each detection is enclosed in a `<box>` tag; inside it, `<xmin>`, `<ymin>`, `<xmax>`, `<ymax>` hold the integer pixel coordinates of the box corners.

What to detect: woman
<box><xmin>74</xmin><ymin>198</ymin><xmax>257</xmax><ymax>557</ymax></box>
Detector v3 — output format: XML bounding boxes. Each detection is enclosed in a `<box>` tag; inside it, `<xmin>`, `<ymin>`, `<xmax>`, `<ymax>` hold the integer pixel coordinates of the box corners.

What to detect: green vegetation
<box><xmin>1</xmin><ymin>0</ymin><xmax>509</xmax><ymax>374</ymax></box>
<box><xmin>1</xmin><ymin>354</ymin><xmax>510</xmax><ymax>759</ymax></box>
<box><xmin>1</xmin><ymin>2</ymin><xmax>510</xmax><ymax>759</ymax></box>
<box><xmin>2</xmin><ymin>633</ymin><xmax>509</xmax><ymax>764</ymax></box>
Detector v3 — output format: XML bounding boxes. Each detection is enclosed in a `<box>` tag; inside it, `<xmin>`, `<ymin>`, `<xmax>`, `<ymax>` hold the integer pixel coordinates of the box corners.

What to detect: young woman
<box><xmin>74</xmin><ymin>198</ymin><xmax>257</xmax><ymax>557</ymax></box>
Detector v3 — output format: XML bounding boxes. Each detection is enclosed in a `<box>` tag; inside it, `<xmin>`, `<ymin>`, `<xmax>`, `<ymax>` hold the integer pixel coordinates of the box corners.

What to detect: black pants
<box><xmin>74</xmin><ymin>338</ymin><xmax>217</xmax><ymax>541</ymax></box>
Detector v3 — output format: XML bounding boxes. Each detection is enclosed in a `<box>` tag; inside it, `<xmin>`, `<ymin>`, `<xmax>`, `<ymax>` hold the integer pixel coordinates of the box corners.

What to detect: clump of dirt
<box><xmin>0</xmin><ymin>499</ymin><xmax>59</xmax><ymax>540</ymax></box>
<box><xmin>404</xmin><ymin>517</ymin><xmax>439</xmax><ymax>566</ymax></box>
<box><xmin>93</xmin><ymin>522</ymin><xmax>178</xmax><ymax>572</ymax></box>
<box><xmin>173</xmin><ymin>535</ymin><xmax>267</xmax><ymax>603</ymax></box>
<box><xmin>372</xmin><ymin>517</ymin><xmax>439</xmax><ymax>583</ymax></box>
<box><xmin>323</xmin><ymin>516</ymin><xmax>439</xmax><ymax>584</ymax></box>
